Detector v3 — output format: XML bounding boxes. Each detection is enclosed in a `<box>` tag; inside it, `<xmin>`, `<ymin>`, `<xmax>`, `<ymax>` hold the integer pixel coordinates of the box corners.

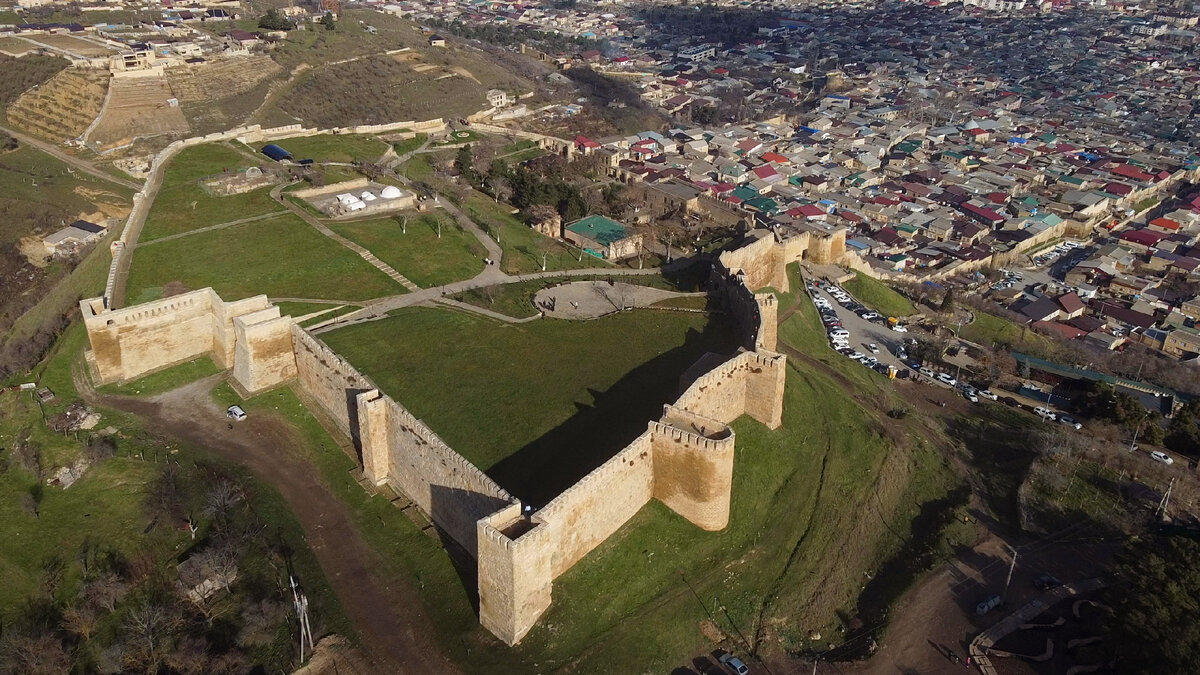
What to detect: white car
<box><xmin>1150</xmin><ymin>451</ymin><xmax>1174</xmax><ymax>465</ymax></box>
<box><xmin>829</xmin><ymin>329</ymin><xmax>850</xmax><ymax>339</ymax></box>
<box><xmin>919</xmin><ymin>366</ymin><xmax>936</xmax><ymax>378</ymax></box>
<box><xmin>1034</xmin><ymin>407</ymin><xmax>1056</xmax><ymax>421</ymax></box>
<box><xmin>719</xmin><ymin>653</ymin><xmax>750</xmax><ymax>675</ymax></box>
<box><xmin>891</xmin><ymin>324</ymin><xmax>908</xmax><ymax>333</ymax></box>
<box><xmin>226</xmin><ymin>405</ymin><xmax>247</xmax><ymax>421</ymax></box>
<box><xmin>867</xmin><ymin>343</ymin><xmax>879</xmax><ymax>354</ymax></box>
<box><xmin>847</xmin><ymin>351</ymin><xmax>864</xmax><ymax>360</ymax></box>
<box><xmin>935</xmin><ymin>372</ymin><xmax>957</xmax><ymax>386</ymax></box>
<box><xmin>979</xmin><ymin>390</ymin><xmax>999</xmax><ymax>401</ymax></box>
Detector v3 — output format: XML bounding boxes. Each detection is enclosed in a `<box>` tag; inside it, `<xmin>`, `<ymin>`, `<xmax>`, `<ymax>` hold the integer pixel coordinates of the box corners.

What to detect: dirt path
<box><xmin>0</xmin><ymin>122</ymin><xmax>141</xmax><ymax>191</ymax></box>
<box><xmin>78</xmin><ymin>373</ymin><xmax>458</xmax><ymax>674</ymax></box>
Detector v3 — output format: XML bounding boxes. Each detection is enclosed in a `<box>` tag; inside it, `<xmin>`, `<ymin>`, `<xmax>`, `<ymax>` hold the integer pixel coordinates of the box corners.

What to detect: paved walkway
<box><xmin>312</xmin><ymin>266</ymin><xmax>670</xmax><ymax>333</ymax></box>
<box><xmin>432</xmin><ymin>296</ymin><xmax>541</xmax><ymax>323</ymax></box>
<box><xmin>270</xmin><ymin>183</ymin><xmax>421</xmax><ymax>292</ymax></box>
<box><xmin>533</xmin><ymin>281</ymin><xmax>699</xmax><ymax>320</ymax></box>
<box><xmin>969</xmin><ymin>578</ymin><xmax>1106</xmax><ymax>674</ymax></box>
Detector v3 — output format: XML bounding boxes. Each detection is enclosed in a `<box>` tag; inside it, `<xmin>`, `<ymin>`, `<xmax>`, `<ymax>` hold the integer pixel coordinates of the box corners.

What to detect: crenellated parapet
<box><xmin>80</xmin><ymin>229</ymin><xmax>791</xmax><ymax>648</ymax></box>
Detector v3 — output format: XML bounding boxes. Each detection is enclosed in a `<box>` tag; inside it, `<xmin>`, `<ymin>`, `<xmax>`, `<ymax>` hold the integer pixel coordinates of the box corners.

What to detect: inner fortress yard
<box><xmin>72</xmin><ymin>125</ymin><xmax>953</xmax><ymax>672</ymax></box>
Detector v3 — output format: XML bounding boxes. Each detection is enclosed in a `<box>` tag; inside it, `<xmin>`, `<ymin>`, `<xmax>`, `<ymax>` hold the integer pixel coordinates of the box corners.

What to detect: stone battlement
<box><xmin>79</xmin><ymin>233</ymin><xmax>788</xmax><ymax>648</ymax></box>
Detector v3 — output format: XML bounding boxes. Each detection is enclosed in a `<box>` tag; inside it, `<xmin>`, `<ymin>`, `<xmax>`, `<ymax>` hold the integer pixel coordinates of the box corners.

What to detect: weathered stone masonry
<box><xmin>80</xmin><ymin>238</ymin><xmax>790</xmax><ymax>646</ymax></box>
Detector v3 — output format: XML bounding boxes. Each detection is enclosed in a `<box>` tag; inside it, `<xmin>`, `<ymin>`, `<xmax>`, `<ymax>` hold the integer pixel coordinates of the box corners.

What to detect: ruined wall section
<box><xmin>357</xmin><ymin>391</ymin><xmax>513</xmax><ymax>556</ymax></box>
<box><xmin>718</xmin><ymin>230</ymin><xmax>785</xmax><ymax>291</ymax></box>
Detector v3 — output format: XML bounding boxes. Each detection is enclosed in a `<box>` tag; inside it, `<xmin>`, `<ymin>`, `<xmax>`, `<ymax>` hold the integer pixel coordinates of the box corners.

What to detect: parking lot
<box><xmin>806</xmin><ymin>280</ymin><xmax>912</xmax><ymax>375</ymax></box>
<box><xmin>807</xmin><ymin>279</ymin><xmax>1003</xmax><ymax>402</ymax></box>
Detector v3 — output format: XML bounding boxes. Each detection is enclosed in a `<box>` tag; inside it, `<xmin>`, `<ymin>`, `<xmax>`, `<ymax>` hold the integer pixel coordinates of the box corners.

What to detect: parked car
<box><xmin>1034</xmin><ymin>407</ymin><xmax>1057</xmax><ymax>421</ymax></box>
<box><xmin>829</xmin><ymin>329</ymin><xmax>850</xmax><ymax>339</ymax></box>
<box><xmin>847</xmin><ymin>351</ymin><xmax>864</xmax><ymax>360</ymax></box>
<box><xmin>919</xmin><ymin>367</ymin><xmax>936</xmax><ymax>378</ymax></box>
<box><xmin>718</xmin><ymin>653</ymin><xmax>750</xmax><ymax>675</ymax></box>
<box><xmin>976</xmin><ymin>595</ymin><xmax>1003</xmax><ymax>616</ymax></box>
<box><xmin>1033</xmin><ymin>575</ymin><xmax>1062</xmax><ymax>591</ymax></box>
<box><xmin>867</xmin><ymin>343</ymin><xmax>879</xmax><ymax>354</ymax></box>
<box><xmin>1150</xmin><ymin>451</ymin><xmax>1174</xmax><ymax>465</ymax></box>
<box><xmin>979</xmin><ymin>390</ymin><xmax>999</xmax><ymax>401</ymax></box>
<box><xmin>936</xmin><ymin>372</ymin><xmax>957</xmax><ymax>386</ymax></box>
<box><xmin>1058</xmin><ymin>415</ymin><xmax>1082</xmax><ymax>430</ymax></box>
<box><xmin>891</xmin><ymin>324</ymin><xmax>908</xmax><ymax>332</ymax></box>
<box><xmin>226</xmin><ymin>405</ymin><xmax>247</xmax><ymax>421</ymax></box>
<box><xmin>963</xmin><ymin>389</ymin><xmax>979</xmax><ymax>403</ymax></box>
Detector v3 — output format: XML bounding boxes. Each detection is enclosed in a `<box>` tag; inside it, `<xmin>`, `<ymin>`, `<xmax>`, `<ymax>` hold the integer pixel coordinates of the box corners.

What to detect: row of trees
<box><xmin>424</xmin><ymin>17</ymin><xmax>602</xmax><ymax>54</ymax></box>
<box><xmin>455</xmin><ymin>145</ymin><xmax>625</xmax><ymax>223</ymax></box>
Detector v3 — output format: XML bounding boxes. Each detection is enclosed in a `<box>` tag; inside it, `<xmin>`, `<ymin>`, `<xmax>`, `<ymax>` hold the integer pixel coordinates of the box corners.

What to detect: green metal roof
<box><xmin>566</xmin><ymin>215</ymin><xmax>630</xmax><ymax>246</ymax></box>
<box><xmin>745</xmin><ymin>196</ymin><xmax>779</xmax><ymax>214</ymax></box>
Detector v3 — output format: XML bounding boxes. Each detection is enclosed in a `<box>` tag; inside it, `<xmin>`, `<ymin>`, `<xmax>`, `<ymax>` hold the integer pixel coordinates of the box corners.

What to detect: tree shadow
<box><xmin>485</xmin><ymin>314</ymin><xmax>739</xmax><ymax>505</ymax></box>
<box><xmin>947</xmin><ymin>413</ymin><xmax>1039</xmax><ymax>534</ymax></box>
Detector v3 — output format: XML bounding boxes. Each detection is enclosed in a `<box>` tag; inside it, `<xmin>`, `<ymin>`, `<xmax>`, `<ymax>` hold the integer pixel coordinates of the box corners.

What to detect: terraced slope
<box><xmin>6</xmin><ymin>67</ymin><xmax>107</xmax><ymax>142</ymax></box>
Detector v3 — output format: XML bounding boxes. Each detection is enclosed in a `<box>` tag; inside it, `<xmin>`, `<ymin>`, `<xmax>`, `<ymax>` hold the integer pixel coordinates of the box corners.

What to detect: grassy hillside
<box><xmin>844</xmin><ymin>271</ymin><xmax>917</xmax><ymax>317</ymax></box>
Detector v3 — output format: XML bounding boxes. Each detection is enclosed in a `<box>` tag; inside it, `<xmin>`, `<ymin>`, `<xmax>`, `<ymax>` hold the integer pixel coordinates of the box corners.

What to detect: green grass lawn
<box><xmin>267</xmin><ymin>133</ymin><xmax>389</xmax><ymax>164</ymax></box>
<box><xmin>461</xmin><ymin>194</ymin><xmax>593</xmax><ymax>275</ymax></box>
<box><xmin>844</xmin><ymin>271</ymin><xmax>917</xmax><ymax>317</ymax></box>
<box><xmin>140</xmin><ymin>143</ymin><xmax>285</xmax><ymax>241</ymax></box>
<box><xmin>399</xmin><ymin>153</ymin><xmax>435</xmax><ymax>182</ymax></box>
<box><xmin>126</xmin><ymin>213</ymin><xmax>401</xmax><ymax>303</ymax></box>
<box><xmin>328</xmin><ymin>214</ymin><xmax>486</xmax><ymax>287</ymax></box>
<box><xmin>97</xmin><ymin>356</ymin><xmax>221</xmax><ymax>396</ymax></box>
<box><xmin>393</xmin><ymin>133</ymin><xmax>428</xmax><ymax>156</ymax></box>
<box><xmin>160</xmin><ymin>143</ymin><xmax>257</xmax><ymax>188</ymax></box>
<box><xmin>140</xmin><ymin>183</ymin><xmax>282</xmax><ymax>241</ymax></box>
<box><xmin>320</xmin><ymin>306</ymin><xmax>739</xmax><ymax>501</ymax></box>
<box><xmin>961</xmin><ymin>310</ymin><xmax>1056</xmax><ymax>354</ymax></box>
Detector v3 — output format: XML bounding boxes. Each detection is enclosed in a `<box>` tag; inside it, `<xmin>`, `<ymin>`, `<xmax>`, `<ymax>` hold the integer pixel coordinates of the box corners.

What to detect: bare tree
<box><xmin>62</xmin><ymin>602</ymin><xmax>101</xmax><ymax>642</ymax></box>
<box><xmin>203</xmin><ymin>479</ymin><xmax>243</xmax><ymax>526</ymax></box>
<box><xmin>83</xmin><ymin>573</ymin><xmax>128</xmax><ymax>613</ymax></box>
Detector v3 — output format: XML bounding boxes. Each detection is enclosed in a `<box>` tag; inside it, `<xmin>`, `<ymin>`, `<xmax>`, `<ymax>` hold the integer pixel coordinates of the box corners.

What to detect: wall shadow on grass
<box><xmin>486</xmin><ymin>313</ymin><xmax>739</xmax><ymax>505</ymax></box>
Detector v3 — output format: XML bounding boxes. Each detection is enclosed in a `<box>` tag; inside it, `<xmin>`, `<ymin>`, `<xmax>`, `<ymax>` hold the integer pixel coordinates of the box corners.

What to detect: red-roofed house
<box><xmin>735</xmin><ymin>139</ymin><xmax>763</xmax><ymax>156</ymax></box>
<box><xmin>750</xmin><ymin>164</ymin><xmax>782</xmax><ymax>183</ymax></box>
<box><xmin>1034</xmin><ymin>321</ymin><xmax>1087</xmax><ymax>340</ymax></box>
<box><xmin>760</xmin><ymin>152</ymin><xmax>789</xmax><ymax>164</ymax></box>
<box><xmin>1056</xmin><ymin>292</ymin><xmax>1086</xmax><ymax>319</ymax></box>
<box><xmin>1119</xmin><ymin>229</ymin><xmax>1167</xmax><ymax>251</ymax></box>
<box><xmin>1111</xmin><ymin>164</ymin><xmax>1155</xmax><ymax>183</ymax></box>
<box><xmin>795</xmin><ymin>204</ymin><xmax>827</xmax><ymax>220</ymax></box>
<box><xmin>575</xmin><ymin>136</ymin><xmax>601</xmax><ymax>154</ymax></box>
<box><xmin>1149</xmin><ymin>217</ymin><xmax>1181</xmax><ymax>233</ymax></box>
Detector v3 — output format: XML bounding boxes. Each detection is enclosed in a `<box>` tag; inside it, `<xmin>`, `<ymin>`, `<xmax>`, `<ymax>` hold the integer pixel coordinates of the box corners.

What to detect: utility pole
<box><xmin>1156</xmin><ymin>478</ymin><xmax>1174</xmax><ymax>521</ymax></box>
<box><xmin>1001</xmin><ymin>543</ymin><xmax>1018</xmax><ymax>602</ymax></box>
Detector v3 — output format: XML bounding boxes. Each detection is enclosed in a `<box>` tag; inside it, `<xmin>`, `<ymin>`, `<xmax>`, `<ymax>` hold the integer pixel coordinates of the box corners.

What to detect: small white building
<box><xmin>43</xmin><ymin>220</ymin><xmax>107</xmax><ymax>256</ymax></box>
<box><xmin>487</xmin><ymin>89</ymin><xmax>509</xmax><ymax>108</ymax></box>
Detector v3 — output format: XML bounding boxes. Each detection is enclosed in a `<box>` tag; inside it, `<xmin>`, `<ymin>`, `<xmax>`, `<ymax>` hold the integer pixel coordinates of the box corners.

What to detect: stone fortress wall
<box><xmin>79</xmin><ymin>229</ymin><xmax>811</xmax><ymax>646</ymax></box>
